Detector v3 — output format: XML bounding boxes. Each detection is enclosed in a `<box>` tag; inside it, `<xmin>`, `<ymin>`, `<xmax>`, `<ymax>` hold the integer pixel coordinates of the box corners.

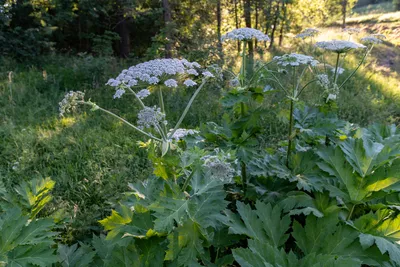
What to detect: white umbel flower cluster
<box><xmin>59</xmin><ymin>91</ymin><xmax>85</xmax><ymax>117</ymax></box>
<box><xmin>295</xmin><ymin>28</ymin><xmax>320</xmax><ymax>39</ymax></box>
<box><xmin>137</xmin><ymin>106</ymin><xmax>167</xmax><ymax>130</ymax></box>
<box><xmin>316</xmin><ymin>74</ymin><xmax>330</xmax><ymax>89</ymax></box>
<box><xmin>343</xmin><ymin>28</ymin><xmax>361</xmax><ymax>35</ymax></box>
<box><xmin>315</xmin><ymin>40</ymin><xmax>366</xmax><ymax>53</ymax></box>
<box><xmin>183</xmin><ymin>79</ymin><xmax>197</xmax><ymax>87</ymax></box>
<box><xmin>169</xmin><ymin>129</ymin><xmax>199</xmax><ymax>141</ymax></box>
<box><xmin>113</xmin><ymin>89</ymin><xmax>125</xmax><ymax>99</ymax></box>
<box><xmin>331</xmin><ymin>67</ymin><xmax>345</xmax><ymax>75</ymax></box>
<box><xmin>361</xmin><ymin>34</ymin><xmax>386</xmax><ymax>45</ymax></box>
<box><xmin>273</xmin><ymin>53</ymin><xmax>319</xmax><ymax>67</ymax></box>
<box><xmin>221</xmin><ymin>27</ymin><xmax>270</xmax><ymax>42</ymax></box>
<box><xmin>202</xmin><ymin>154</ymin><xmax>235</xmax><ymax>183</ymax></box>
<box><xmin>136</xmin><ymin>89</ymin><xmax>151</xmax><ymax>99</ymax></box>
<box><xmin>105</xmin><ymin>58</ymin><xmax>203</xmax><ymax>96</ymax></box>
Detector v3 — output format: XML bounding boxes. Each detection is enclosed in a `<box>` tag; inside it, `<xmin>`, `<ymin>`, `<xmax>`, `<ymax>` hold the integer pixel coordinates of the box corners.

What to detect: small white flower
<box><xmin>295</xmin><ymin>28</ymin><xmax>320</xmax><ymax>39</ymax></box>
<box><xmin>273</xmin><ymin>53</ymin><xmax>319</xmax><ymax>67</ymax></box>
<box><xmin>148</xmin><ymin>77</ymin><xmax>160</xmax><ymax>85</ymax></box>
<box><xmin>169</xmin><ymin>128</ymin><xmax>199</xmax><ymax>141</ymax></box>
<box><xmin>164</xmin><ymin>79</ymin><xmax>178</xmax><ymax>88</ymax></box>
<box><xmin>263</xmin><ymin>85</ymin><xmax>274</xmax><ymax>92</ymax></box>
<box><xmin>229</xmin><ymin>78</ymin><xmax>240</xmax><ymax>87</ymax></box>
<box><xmin>361</xmin><ymin>35</ymin><xmax>385</xmax><ymax>45</ymax></box>
<box><xmin>105</xmin><ymin>78</ymin><xmax>121</xmax><ymax>87</ymax></box>
<box><xmin>202</xmin><ymin>154</ymin><xmax>235</xmax><ymax>183</ymax></box>
<box><xmin>326</xmin><ymin>93</ymin><xmax>337</xmax><ymax>102</ymax></box>
<box><xmin>137</xmin><ymin>106</ymin><xmax>166</xmax><ymax>129</ymax></box>
<box><xmin>12</xmin><ymin>162</ymin><xmax>19</xmax><ymax>171</ymax></box>
<box><xmin>136</xmin><ymin>89</ymin><xmax>151</xmax><ymax>99</ymax></box>
<box><xmin>59</xmin><ymin>91</ymin><xmax>85</xmax><ymax>117</ymax></box>
<box><xmin>113</xmin><ymin>89</ymin><xmax>125</xmax><ymax>99</ymax></box>
<box><xmin>315</xmin><ymin>40</ymin><xmax>366</xmax><ymax>53</ymax></box>
<box><xmin>202</xmin><ymin>71</ymin><xmax>214</xmax><ymax>78</ymax></box>
<box><xmin>316</xmin><ymin>74</ymin><xmax>330</xmax><ymax>89</ymax></box>
<box><xmin>187</xmin><ymin>69</ymin><xmax>199</xmax><ymax>76</ymax></box>
<box><xmin>128</xmin><ymin>79</ymin><xmax>138</xmax><ymax>87</ymax></box>
<box><xmin>221</xmin><ymin>27</ymin><xmax>270</xmax><ymax>42</ymax></box>
<box><xmin>183</xmin><ymin>79</ymin><xmax>197</xmax><ymax>87</ymax></box>
<box><xmin>332</xmin><ymin>67</ymin><xmax>345</xmax><ymax>75</ymax></box>
<box><xmin>343</xmin><ymin>28</ymin><xmax>361</xmax><ymax>35</ymax></box>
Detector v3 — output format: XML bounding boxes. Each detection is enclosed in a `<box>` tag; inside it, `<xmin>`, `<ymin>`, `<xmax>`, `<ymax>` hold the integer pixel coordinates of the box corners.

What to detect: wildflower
<box><xmin>202</xmin><ymin>155</ymin><xmax>235</xmax><ymax>183</ymax></box>
<box><xmin>361</xmin><ymin>35</ymin><xmax>385</xmax><ymax>45</ymax></box>
<box><xmin>316</xmin><ymin>74</ymin><xmax>330</xmax><ymax>89</ymax></box>
<box><xmin>263</xmin><ymin>85</ymin><xmax>274</xmax><ymax>92</ymax></box>
<box><xmin>136</xmin><ymin>89</ymin><xmax>151</xmax><ymax>99</ymax></box>
<box><xmin>106</xmin><ymin>58</ymin><xmax>203</xmax><ymax>90</ymax></box>
<box><xmin>229</xmin><ymin>78</ymin><xmax>240</xmax><ymax>87</ymax></box>
<box><xmin>326</xmin><ymin>93</ymin><xmax>337</xmax><ymax>102</ymax></box>
<box><xmin>113</xmin><ymin>89</ymin><xmax>125</xmax><ymax>99</ymax></box>
<box><xmin>202</xmin><ymin>71</ymin><xmax>214</xmax><ymax>78</ymax></box>
<box><xmin>295</xmin><ymin>28</ymin><xmax>320</xmax><ymax>39</ymax></box>
<box><xmin>105</xmin><ymin>78</ymin><xmax>121</xmax><ymax>87</ymax></box>
<box><xmin>164</xmin><ymin>79</ymin><xmax>178</xmax><ymax>88</ymax></box>
<box><xmin>221</xmin><ymin>27</ymin><xmax>270</xmax><ymax>42</ymax></box>
<box><xmin>332</xmin><ymin>67</ymin><xmax>345</xmax><ymax>75</ymax></box>
<box><xmin>371</xmin><ymin>34</ymin><xmax>386</xmax><ymax>40</ymax></box>
<box><xmin>273</xmin><ymin>53</ymin><xmax>319</xmax><ymax>67</ymax></box>
<box><xmin>137</xmin><ymin>106</ymin><xmax>166</xmax><ymax>130</ymax></box>
<box><xmin>187</xmin><ymin>69</ymin><xmax>199</xmax><ymax>76</ymax></box>
<box><xmin>183</xmin><ymin>79</ymin><xmax>197</xmax><ymax>87</ymax></box>
<box><xmin>148</xmin><ymin>77</ymin><xmax>160</xmax><ymax>85</ymax></box>
<box><xmin>169</xmin><ymin>128</ymin><xmax>199</xmax><ymax>141</ymax></box>
<box><xmin>59</xmin><ymin>91</ymin><xmax>85</xmax><ymax>117</ymax></box>
<box><xmin>12</xmin><ymin>161</ymin><xmax>19</xmax><ymax>171</ymax></box>
<box><xmin>315</xmin><ymin>40</ymin><xmax>366</xmax><ymax>53</ymax></box>
<box><xmin>343</xmin><ymin>28</ymin><xmax>361</xmax><ymax>35</ymax></box>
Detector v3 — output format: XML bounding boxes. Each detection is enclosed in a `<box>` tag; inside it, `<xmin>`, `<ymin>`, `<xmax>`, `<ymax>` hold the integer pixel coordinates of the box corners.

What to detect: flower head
<box><xmin>106</xmin><ymin>58</ymin><xmax>203</xmax><ymax>89</ymax></box>
<box><xmin>343</xmin><ymin>28</ymin><xmax>361</xmax><ymax>35</ymax></box>
<box><xmin>183</xmin><ymin>79</ymin><xmax>197</xmax><ymax>87</ymax></box>
<box><xmin>315</xmin><ymin>40</ymin><xmax>366</xmax><ymax>53</ymax></box>
<box><xmin>202</xmin><ymin>71</ymin><xmax>214</xmax><ymax>78</ymax></box>
<box><xmin>164</xmin><ymin>79</ymin><xmax>178</xmax><ymax>88</ymax></box>
<box><xmin>361</xmin><ymin>34</ymin><xmax>386</xmax><ymax>45</ymax></box>
<box><xmin>113</xmin><ymin>89</ymin><xmax>125</xmax><ymax>99</ymax></box>
<box><xmin>169</xmin><ymin>128</ymin><xmax>199</xmax><ymax>141</ymax></box>
<box><xmin>137</xmin><ymin>106</ymin><xmax>167</xmax><ymax>130</ymax></box>
<box><xmin>316</xmin><ymin>74</ymin><xmax>330</xmax><ymax>89</ymax></box>
<box><xmin>221</xmin><ymin>27</ymin><xmax>270</xmax><ymax>42</ymax></box>
<box><xmin>332</xmin><ymin>67</ymin><xmax>345</xmax><ymax>75</ymax></box>
<box><xmin>273</xmin><ymin>53</ymin><xmax>319</xmax><ymax>67</ymax></box>
<box><xmin>202</xmin><ymin>154</ymin><xmax>235</xmax><ymax>183</ymax></box>
<box><xmin>295</xmin><ymin>28</ymin><xmax>320</xmax><ymax>39</ymax></box>
<box><xmin>59</xmin><ymin>91</ymin><xmax>85</xmax><ymax>117</ymax></box>
<box><xmin>136</xmin><ymin>89</ymin><xmax>151</xmax><ymax>99</ymax></box>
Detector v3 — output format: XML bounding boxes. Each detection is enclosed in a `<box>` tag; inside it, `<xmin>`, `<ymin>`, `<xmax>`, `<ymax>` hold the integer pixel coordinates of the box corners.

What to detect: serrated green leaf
<box><xmin>57</xmin><ymin>243</ymin><xmax>96</xmax><ymax>267</ymax></box>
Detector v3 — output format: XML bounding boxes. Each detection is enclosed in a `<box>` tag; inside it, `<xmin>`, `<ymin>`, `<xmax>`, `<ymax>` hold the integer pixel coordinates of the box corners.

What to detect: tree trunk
<box><xmin>244</xmin><ymin>0</ymin><xmax>254</xmax><ymax>76</ymax></box>
<box><xmin>118</xmin><ymin>18</ymin><xmax>130</xmax><ymax>58</ymax></box>
<box><xmin>278</xmin><ymin>0</ymin><xmax>286</xmax><ymax>47</ymax></box>
<box><xmin>264</xmin><ymin>0</ymin><xmax>273</xmax><ymax>36</ymax></box>
<box><xmin>217</xmin><ymin>0</ymin><xmax>224</xmax><ymax>64</ymax></box>
<box><xmin>163</xmin><ymin>0</ymin><xmax>173</xmax><ymax>58</ymax></box>
<box><xmin>342</xmin><ymin>0</ymin><xmax>347</xmax><ymax>28</ymax></box>
<box><xmin>234</xmin><ymin>0</ymin><xmax>241</xmax><ymax>53</ymax></box>
<box><xmin>254</xmin><ymin>0</ymin><xmax>259</xmax><ymax>49</ymax></box>
<box><xmin>269</xmin><ymin>1</ymin><xmax>280</xmax><ymax>49</ymax></box>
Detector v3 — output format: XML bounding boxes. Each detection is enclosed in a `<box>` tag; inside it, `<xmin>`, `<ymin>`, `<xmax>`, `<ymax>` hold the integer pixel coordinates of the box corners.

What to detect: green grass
<box><xmin>352</xmin><ymin>1</ymin><xmax>395</xmax><ymax>16</ymax></box>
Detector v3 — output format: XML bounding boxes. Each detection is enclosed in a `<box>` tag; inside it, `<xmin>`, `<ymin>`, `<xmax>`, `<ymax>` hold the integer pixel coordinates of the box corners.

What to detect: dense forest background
<box><xmin>1</xmin><ymin>0</ymin><xmax>397</xmax><ymax>61</ymax></box>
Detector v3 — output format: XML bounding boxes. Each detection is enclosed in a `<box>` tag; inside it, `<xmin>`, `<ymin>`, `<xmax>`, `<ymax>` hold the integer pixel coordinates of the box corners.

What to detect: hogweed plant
<box><xmin>59</xmin><ymin>58</ymin><xmax>214</xmax><ymax>157</ymax></box>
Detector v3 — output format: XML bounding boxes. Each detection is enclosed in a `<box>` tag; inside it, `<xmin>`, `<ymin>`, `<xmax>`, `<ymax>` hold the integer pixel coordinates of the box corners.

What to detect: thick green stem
<box><xmin>241</xmin><ymin>161</ymin><xmax>247</xmax><ymax>195</ymax></box>
<box><xmin>338</xmin><ymin>46</ymin><xmax>372</xmax><ymax>90</ymax></box>
<box><xmin>286</xmin><ymin>99</ymin><xmax>294</xmax><ymax>168</ymax></box>
<box><xmin>346</xmin><ymin>204</ymin><xmax>356</xmax><ymax>220</ymax></box>
<box><xmin>168</xmin><ymin>80</ymin><xmax>207</xmax><ymax>139</ymax></box>
<box><xmin>158</xmin><ymin>87</ymin><xmax>167</xmax><ymax>135</ymax></box>
<box><xmin>333</xmin><ymin>53</ymin><xmax>341</xmax><ymax>84</ymax></box>
<box><xmin>182</xmin><ymin>170</ymin><xmax>195</xmax><ymax>192</ymax></box>
<box><xmin>240</xmin><ymin>41</ymin><xmax>247</xmax><ymax>86</ymax></box>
